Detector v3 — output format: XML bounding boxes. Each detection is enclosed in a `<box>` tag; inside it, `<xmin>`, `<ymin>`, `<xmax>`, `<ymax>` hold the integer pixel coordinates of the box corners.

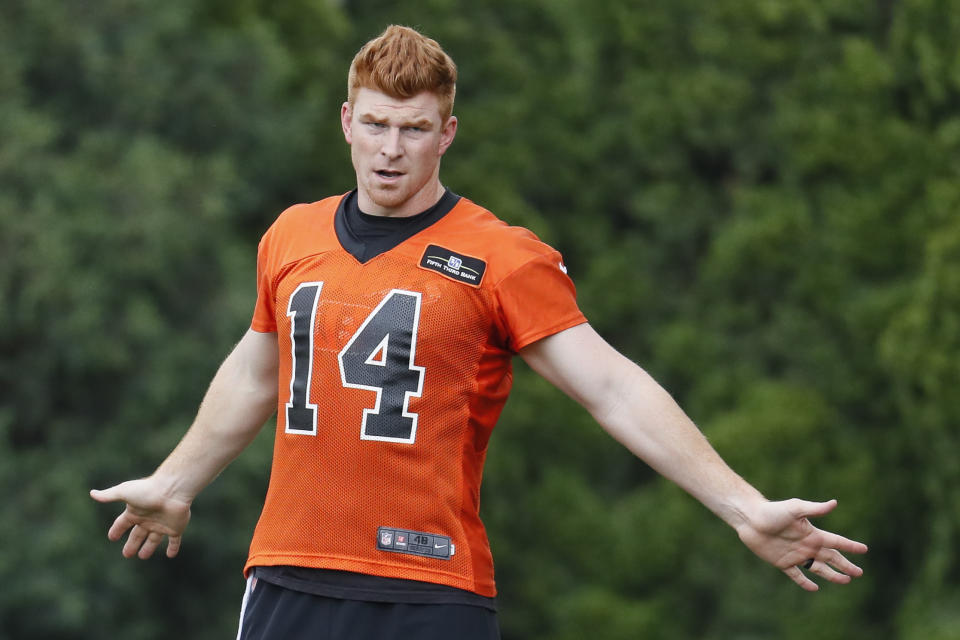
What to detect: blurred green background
<box><xmin>2</xmin><ymin>0</ymin><xmax>959</xmax><ymax>637</ymax></box>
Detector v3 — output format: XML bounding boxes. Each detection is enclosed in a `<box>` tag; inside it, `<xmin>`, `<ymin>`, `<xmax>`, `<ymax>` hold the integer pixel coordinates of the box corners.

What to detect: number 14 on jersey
<box><xmin>284</xmin><ymin>282</ymin><xmax>425</xmax><ymax>444</ymax></box>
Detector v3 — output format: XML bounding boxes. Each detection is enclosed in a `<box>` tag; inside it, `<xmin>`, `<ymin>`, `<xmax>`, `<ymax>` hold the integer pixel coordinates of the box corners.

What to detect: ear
<box><xmin>438</xmin><ymin>116</ymin><xmax>458</xmax><ymax>156</ymax></box>
<box><xmin>341</xmin><ymin>102</ymin><xmax>353</xmax><ymax>144</ymax></box>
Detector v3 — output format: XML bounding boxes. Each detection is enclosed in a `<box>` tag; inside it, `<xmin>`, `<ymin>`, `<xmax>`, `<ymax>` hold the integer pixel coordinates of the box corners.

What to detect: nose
<box><xmin>380</xmin><ymin>127</ymin><xmax>403</xmax><ymax>159</ymax></box>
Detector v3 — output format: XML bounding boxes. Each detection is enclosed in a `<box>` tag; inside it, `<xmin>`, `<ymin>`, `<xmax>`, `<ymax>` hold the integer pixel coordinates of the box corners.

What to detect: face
<box><xmin>341</xmin><ymin>88</ymin><xmax>458</xmax><ymax>218</ymax></box>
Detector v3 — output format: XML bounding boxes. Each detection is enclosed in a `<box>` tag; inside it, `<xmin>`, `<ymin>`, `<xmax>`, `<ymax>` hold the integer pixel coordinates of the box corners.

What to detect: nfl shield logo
<box><xmin>381</xmin><ymin>530</ymin><xmax>393</xmax><ymax>546</ymax></box>
<box><xmin>448</xmin><ymin>256</ymin><xmax>463</xmax><ymax>270</ymax></box>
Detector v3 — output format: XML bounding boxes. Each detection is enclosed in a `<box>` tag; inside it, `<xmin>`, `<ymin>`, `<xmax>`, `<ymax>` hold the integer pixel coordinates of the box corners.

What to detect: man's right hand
<box><xmin>90</xmin><ymin>477</ymin><xmax>192</xmax><ymax>559</ymax></box>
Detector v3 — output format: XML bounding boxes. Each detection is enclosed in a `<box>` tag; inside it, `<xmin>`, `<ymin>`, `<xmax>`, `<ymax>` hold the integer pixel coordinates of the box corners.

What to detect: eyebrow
<box><xmin>359</xmin><ymin>112</ymin><xmax>434</xmax><ymax>130</ymax></box>
<box><xmin>403</xmin><ymin>118</ymin><xmax>434</xmax><ymax>129</ymax></box>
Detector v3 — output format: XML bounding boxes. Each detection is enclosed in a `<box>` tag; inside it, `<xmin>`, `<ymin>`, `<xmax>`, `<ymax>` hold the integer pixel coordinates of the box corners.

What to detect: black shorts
<box><xmin>236</xmin><ymin>577</ymin><xmax>501</xmax><ymax>640</ymax></box>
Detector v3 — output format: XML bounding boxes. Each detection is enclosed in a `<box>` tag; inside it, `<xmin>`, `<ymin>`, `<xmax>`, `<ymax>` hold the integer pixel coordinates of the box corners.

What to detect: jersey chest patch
<box><xmin>418</xmin><ymin>244</ymin><xmax>486</xmax><ymax>287</ymax></box>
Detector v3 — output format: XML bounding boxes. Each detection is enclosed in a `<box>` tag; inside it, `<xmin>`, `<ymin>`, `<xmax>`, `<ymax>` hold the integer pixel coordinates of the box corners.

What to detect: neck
<box><xmin>357</xmin><ymin>178</ymin><xmax>445</xmax><ymax>218</ymax></box>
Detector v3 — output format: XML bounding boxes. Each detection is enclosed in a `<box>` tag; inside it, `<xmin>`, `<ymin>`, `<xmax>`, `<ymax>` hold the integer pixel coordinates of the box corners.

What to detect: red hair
<box><xmin>348</xmin><ymin>25</ymin><xmax>457</xmax><ymax>121</ymax></box>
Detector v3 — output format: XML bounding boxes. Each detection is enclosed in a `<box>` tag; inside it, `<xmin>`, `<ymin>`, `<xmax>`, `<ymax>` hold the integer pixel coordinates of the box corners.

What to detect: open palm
<box><xmin>736</xmin><ymin>498</ymin><xmax>868</xmax><ymax>591</ymax></box>
<box><xmin>90</xmin><ymin>477</ymin><xmax>192</xmax><ymax>559</ymax></box>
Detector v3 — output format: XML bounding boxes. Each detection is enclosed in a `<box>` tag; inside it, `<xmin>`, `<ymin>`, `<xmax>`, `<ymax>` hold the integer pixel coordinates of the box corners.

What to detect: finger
<box><xmin>107</xmin><ymin>512</ymin><xmax>136</xmax><ymax>542</ymax></box>
<box><xmin>166</xmin><ymin>536</ymin><xmax>182</xmax><ymax>558</ymax></box>
<box><xmin>788</xmin><ymin>498</ymin><xmax>838</xmax><ymax>520</ymax></box>
<box><xmin>784</xmin><ymin>565</ymin><xmax>819</xmax><ymax>592</ymax></box>
<box><xmin>818</xmin><ymin>530</ymin><xmax>869</xmax><ymax>555</ymax></box>
<box><xmin>808</xmin><ymin>559</ymin><xmax>852</xmax><ymax>585</ymax></box>
<box><xmin>123</xmin><ymin>524</ymin><xmax>148</xmax><ymax>558</ymax></box>
<box><xmin>138</xmin><ymin>531</ymin><xmax>165</xmax><ymax>560</ymax></box>
<box><xmin>820</xmin><ymin>550</ymin><xmax>864</xmax><ymax>579</ymax></box>
<box><xmin>90</xmin><ymin>487</ymin><xmax>122</xmax><ymax>503</ymax></box>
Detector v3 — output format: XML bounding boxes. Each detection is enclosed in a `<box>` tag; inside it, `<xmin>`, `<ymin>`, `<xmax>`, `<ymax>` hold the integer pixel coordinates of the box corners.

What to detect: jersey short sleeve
<box><xmin>494</xmin><ymin>250</ymin><xmax>586</xmax><ymax>352</ymax></box>
<box><xmin>250</xmin><ymin>232</ymin><xmax>277</xmax><ymax>333</ymax></box>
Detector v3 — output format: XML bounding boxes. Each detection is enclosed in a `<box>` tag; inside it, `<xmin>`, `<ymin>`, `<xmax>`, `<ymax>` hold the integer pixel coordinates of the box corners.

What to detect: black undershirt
<box><xmin>334</xmin><ymin>188</ymin><xmax>460</xmax><ymax>262</ymax></box>
<box><xmin>255</xmin><ymin>187</ymin><xmax>495</xmax><ymax>611</ymax></box>
<box><xmin>253</xmin><ymin>566</ymin><xmax>496</xmax><ymax>611</ymax></box>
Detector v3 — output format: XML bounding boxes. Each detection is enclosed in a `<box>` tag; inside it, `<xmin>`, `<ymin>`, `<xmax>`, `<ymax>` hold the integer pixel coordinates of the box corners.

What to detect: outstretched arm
<box><xmin>520</xmin><ymin>323</ymin><xmax>867</xmax><ymax>591</ymax></box>
<box><xmin>90</xmin><ymin>328</ymin><xmax>279</xmax><ymax>559</ymax></box>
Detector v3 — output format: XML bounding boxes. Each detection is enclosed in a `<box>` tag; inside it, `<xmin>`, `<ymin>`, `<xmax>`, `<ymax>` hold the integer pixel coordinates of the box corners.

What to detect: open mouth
<box><xmin>376</xmin><ymin>170</ymin><xmax>403</xmax><ymax>179</ymax></box>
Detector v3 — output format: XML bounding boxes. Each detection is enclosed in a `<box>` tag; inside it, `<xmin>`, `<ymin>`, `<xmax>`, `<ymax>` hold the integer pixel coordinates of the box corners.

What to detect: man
<box><xmin>91</xmin><ymin>25</ymin><xmax>867</xmax><ymax>640</ymax></box>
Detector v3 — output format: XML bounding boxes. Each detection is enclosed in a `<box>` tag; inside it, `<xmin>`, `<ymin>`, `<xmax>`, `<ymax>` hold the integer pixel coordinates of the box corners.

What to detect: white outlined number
<box><xmin>285</xmin><ymin>282</ymin><xmax>323</xmax><ymax>434</ymax></box>
<box><xmin>339</xmin><ymin>290</ymin><xmax>424</xmax><ymax>443</ymax></box>
<box><xmin>284</xmin><ymin>285</ymin><xmax>425</xmax><ymax>443</ymax></box>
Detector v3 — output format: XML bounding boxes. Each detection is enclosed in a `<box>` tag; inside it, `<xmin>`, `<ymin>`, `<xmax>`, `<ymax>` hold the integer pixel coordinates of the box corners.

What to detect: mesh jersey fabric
<box><xmin>246</xmin><ymin>193</ymin><xmax>587</xmax><ymax>597</ymax></box>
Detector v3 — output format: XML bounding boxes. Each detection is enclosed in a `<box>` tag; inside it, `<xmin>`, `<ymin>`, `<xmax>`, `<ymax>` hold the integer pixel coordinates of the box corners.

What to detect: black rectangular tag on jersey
<box><xmin>377</xmin><ymin>526</ymin><xmax>454</xmax><ymax>560</ymax></box>
<box><xmin>418</xmin><ymin>245</ymin><xmax>486</xmax><ymax>287</ymax></box>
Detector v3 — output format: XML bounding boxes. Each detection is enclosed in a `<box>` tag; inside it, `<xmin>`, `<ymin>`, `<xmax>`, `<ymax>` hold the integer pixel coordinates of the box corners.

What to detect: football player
<box><xmin>92</xmin><ymin>25</ymin><xmax>867</xmax><ymax>640</ymax></box>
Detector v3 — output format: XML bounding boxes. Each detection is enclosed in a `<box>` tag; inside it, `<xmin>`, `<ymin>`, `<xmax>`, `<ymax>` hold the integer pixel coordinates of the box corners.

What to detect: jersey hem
<box><xmin>244</xmin><ymin>554</ymin><xmax>497</xmax><ymax>598</ymax></box>
<box><xmin>252</xmin><ymin>566</ymin><xmax>498</xmax><ymax>611</ymax></box>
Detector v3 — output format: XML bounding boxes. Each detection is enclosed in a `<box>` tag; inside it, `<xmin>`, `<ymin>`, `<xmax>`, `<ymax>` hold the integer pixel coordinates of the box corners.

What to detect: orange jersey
<box><xmin>245</xmin><ymin>193</ymin><xmax>586</xmax><ymax>597</ymax></box>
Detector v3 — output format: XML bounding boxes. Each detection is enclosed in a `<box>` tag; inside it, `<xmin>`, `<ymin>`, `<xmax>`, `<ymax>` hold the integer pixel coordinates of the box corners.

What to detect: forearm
<box><xmin>591</xmin><ymin>355</ymin><xmax>765</xmax><ymax>529</ymax></box>
<box><xmin>522</xmin><ymin>325</ymin><xmax>868</xmax><ymax>588</ymax></box>
<box><xmin>153</xmin><ymin>331</ymin><xmax>278</xmax><ymax>502</ymax></box>
<box><xmin>522</xmin><ymin>325</ymin><xmax>767</xmax><ymax>529</ymax></box>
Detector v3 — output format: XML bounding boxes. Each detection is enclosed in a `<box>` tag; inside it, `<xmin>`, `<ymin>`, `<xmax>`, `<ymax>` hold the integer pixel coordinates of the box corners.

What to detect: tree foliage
<box><xmin>2</xmin><ymin>0</ymin><xmax>958</xmax><ymax>638</ymax></box>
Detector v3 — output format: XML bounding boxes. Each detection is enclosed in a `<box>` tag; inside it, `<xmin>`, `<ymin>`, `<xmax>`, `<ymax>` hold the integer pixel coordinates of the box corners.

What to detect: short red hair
<box><xmin>347</xmin><ymin>25</ymin><xmax>457</xmax><ymax>122</ymax></box>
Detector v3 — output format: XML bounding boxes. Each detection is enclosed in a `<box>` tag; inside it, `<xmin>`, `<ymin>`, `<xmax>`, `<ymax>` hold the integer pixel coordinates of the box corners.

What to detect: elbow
<box><xmin>586</xmin><ymin>357</ymin><xmax>642</xmax><ymax>429</ymax></box>
<box><xmin>248</xmin><ymin>377</ymin><xmax>278</xmax><ymax>415</ymax></box>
